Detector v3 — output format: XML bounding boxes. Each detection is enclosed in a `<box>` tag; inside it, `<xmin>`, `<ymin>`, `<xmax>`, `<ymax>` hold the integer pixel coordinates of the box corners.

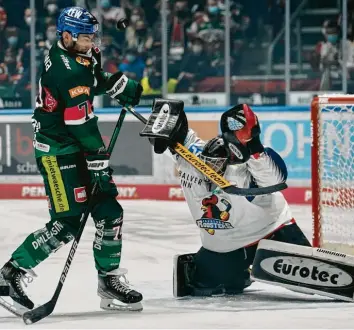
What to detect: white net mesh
<box><xmin>316</xmin><ymin>99</ymin><xmax>354</xmax><ymax>253</ymax></box>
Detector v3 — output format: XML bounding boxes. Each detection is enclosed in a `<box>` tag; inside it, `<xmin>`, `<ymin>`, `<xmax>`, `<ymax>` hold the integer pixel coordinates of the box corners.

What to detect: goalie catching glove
<box><xmin>86</xmin><ymin>152</ymin><xmax>118</xmax><ymax>196</ymax></box>
<box><xmin>220</xmin><ymin>104</ymin><xmax>264</xmax><ymax>164</ymax></box>
<box><xmin>106</xmin><ymin>72</ymin><xmax>143</xmax><ymax>107</ymax></box>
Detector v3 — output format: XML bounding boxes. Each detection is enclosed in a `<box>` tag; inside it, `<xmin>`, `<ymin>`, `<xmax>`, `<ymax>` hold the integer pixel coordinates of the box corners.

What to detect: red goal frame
<box><xmin>311</xmin><ymin>95</ymin><xmax>354</xmax><ymax>248</ymax></box>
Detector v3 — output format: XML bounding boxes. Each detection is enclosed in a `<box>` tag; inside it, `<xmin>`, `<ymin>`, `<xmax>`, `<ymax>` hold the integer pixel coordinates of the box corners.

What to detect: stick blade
<box><xmin>23</xmin><ymin>301</ymin><xmax>55</xmax><ymax>325</ymax></box>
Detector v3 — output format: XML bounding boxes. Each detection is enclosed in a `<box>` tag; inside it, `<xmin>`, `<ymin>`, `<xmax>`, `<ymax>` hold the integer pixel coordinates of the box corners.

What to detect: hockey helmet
<box><xmin>200</xmin><ymin>136</ymin><xmax>228</xmax><ymax>175</ymax></box>
<box><xmin>57</xmin><ymin>7</ymin><xmax>99</xmax><ymax>41</ymax></box>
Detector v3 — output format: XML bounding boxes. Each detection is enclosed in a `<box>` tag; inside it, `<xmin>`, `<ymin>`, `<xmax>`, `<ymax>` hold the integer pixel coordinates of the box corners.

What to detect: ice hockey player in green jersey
<box><xmin>0</xmin><ymin>7</ymin><xmax>143</xmax><ymax>313</ymax></box>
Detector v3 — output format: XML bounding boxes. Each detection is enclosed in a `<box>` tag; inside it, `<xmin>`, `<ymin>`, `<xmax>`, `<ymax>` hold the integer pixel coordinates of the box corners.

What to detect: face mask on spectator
<box><xmin>131</xmin><ymin>14</ymin><xmax>140</xmax><ymax>23</ymax></box>
<box><xmin>0</xmin><ymin>20</ymin><xmax>6</xmax><ymax>28</ymax></box>
<box><xmin>327</xmin><ymin>34</ymin><xmax>338</xmax><ymax>43</ymax></box>
<box><xmin>126</xmin><ymin>54</ymin><xmax>136</xmax><ymax>62</ymax></box>
<box><xmin>47</xmin><ymin>4</ymin><xmax>58</xmax><ymax>14</ymax></box>
<box><xmin>208</xmin><ymin>6</ymin><xmax>220</xmax><ymax>14</ymax></box>
<box><xmin>100</xmin><ymin>0</ymin><xmax>111</xmax><ymax>9</ymax></box>
<box><xmin>25</xmin><ymin>16</ymin><xmax>31</xmax><ymax>25</ymax></box>
<box><xmin>46</xmin><ymin>30</ymin><xmax>57</xmax><ymax>42</ymax></box>
<box><xmin>192</xmin><ymin>44</ymin><xmax>203</xmax><ymax>54</ymax></box>
<box><xmin>7</xmin><ymin>36</ymin><xmax>18</xmax><ymax>46</ymax></box>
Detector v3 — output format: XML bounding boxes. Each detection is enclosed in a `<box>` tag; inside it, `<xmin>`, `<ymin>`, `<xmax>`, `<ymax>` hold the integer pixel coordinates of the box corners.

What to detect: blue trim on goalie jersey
<box><xmin>264</xmin><ymin>147</ymin><xmax>288</xmax><ymax>182</ymax></box>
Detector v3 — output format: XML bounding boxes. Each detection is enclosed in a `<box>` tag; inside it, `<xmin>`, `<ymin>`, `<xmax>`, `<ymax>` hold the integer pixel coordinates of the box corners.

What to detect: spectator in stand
<box><xmin>119</xmin><ymin>47</ymin><xmax>145</xmax><ymax>80</ymax></box>
<box><xmin>0</xmin><ymin>7</ymin><xmax>7</xmax><ymax>62</ymax></box>
<box><xmin>310</xmin><ymin>20</ymin><xmax>354</xmax><ymax>91</ymax></box>
<box><xmin>0</xmin><ymin>47</ymin><xmax>24</xmax><ymax>94</ymax></box>
<box><xmin>103</xmin><ymin>43</ymin><xmax>122</xmax><ymax>74</ymax></box>
<box><xmin>125</xmin><ymin>17</ymin><xmax>153</xmax><ymax>55</ymax></box>
<box><xmin>43</xmin><ymin>0</ymin><xmax>60</xmax><ymax>27</ymax></box>
<box><xmin>37</xmin><ymin>23</ymin><xmax>57</xmax><ymax>59</ymax></box>
<box><xmin>169</xmin><ymin>0</ymin><xmax>191</xmax><ymax>61</ymax></box>
<box><xmin>268</xmin><ymin>0</ymin><xmax>285</xmax><ymax>39</ymax></box>
<box><xmin>92</xmin><ymin>0</ymin><xmax>126</xmax><ymax>44</ymax></box>
<box><xmin>176</xmin><ymin>37</ymin><xmax>216</xmax><ymax>92</ymax></box>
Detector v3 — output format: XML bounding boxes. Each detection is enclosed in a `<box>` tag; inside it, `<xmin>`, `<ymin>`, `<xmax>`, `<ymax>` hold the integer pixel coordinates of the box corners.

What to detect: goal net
<box><xmin>312</xmin><ymin>95</ymin><xmax>354</xmax><ymax>253</ymax></box>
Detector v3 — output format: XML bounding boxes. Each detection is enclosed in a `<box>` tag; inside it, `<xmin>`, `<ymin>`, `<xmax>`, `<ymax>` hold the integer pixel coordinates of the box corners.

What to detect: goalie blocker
<box><xmin>251</xmin><ymin>240</ymin><xmax>354</xmax><ymax>302</ymax></box>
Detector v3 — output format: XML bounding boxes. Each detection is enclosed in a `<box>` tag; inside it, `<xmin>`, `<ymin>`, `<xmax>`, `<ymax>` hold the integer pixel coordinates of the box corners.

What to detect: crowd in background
<box><xmin>0</xmin><ymin>0</ymin><xmax>286</xmax><ymax>99</ymax></box>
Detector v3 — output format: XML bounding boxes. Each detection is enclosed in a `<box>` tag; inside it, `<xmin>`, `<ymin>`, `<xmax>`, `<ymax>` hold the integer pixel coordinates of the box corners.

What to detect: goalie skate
<box><xmin>97</xmin><ymin>268</ymin><xmax>143</xmax><ymax>312</ymax></box>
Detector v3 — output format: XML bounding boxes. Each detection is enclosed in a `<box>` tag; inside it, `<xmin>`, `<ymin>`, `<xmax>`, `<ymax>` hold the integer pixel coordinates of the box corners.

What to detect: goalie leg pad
<box><xmin>251</xmin><ymin>239</ymin><xmax>354</xmax><ymax>302</ymax></box>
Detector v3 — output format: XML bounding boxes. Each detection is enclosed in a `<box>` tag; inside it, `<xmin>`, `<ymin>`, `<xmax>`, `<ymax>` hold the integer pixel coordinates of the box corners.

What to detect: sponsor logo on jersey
<box><xmin>74</xmin><ymin>186</ymin><xmax>87</xmax><ymax>203</ymax></box>
<box><xmin>60</xmin><ymin>55</ymin><xmax>71</xmax><ymax>70</ymax></box>
<box><xmin>76</xmin><ymin>56</ymin><xmax>91</xmax><ymax>67</ymax></box>
<box><xmin>260</xmin><ymin>256</ymin><xmax>353</xmax><ymax>287</ymax></box>
<box><xmin>44</xmin><ymin>54</ymin><xmax>52</xmax><ymax>71</ymax></box>
<box><xmin>152</xmin><ymin>103</ymin><xmax>170</xmax><ymax>133</ymax></box>
<box><xmin>69</xmin><ymin>86</ymin><xmax>90</xmax><ymax>98</ymax></box>
<box><xmin>179</xmin><ymin>171</ymin><xmax>203</xmax><ymax>188</ymax></box>
<box><xmin>34</xmin><ymin>141</ymin><xmax>50</xmax><ymax>153</ymax></box>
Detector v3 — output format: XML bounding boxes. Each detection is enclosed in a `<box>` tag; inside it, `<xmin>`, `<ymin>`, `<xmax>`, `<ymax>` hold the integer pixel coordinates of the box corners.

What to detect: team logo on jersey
<box><xmin>43</xmin><ymin>86</ymin><xmax>58</xmax><ymax>112</ymax></box>
<box><xmin>76</xmin><ymin>56</ymin><xmax>91</xmax><ymax>67</ymax></box>
<box><xmin>69</xmin><ymin>86</ymin><xmax>90</xmax><ymax>98</ymax></box>
<box><xmin>196</xmin><ymin>194</ymin><xmax>233</xmax><ymax>235</ymax></box>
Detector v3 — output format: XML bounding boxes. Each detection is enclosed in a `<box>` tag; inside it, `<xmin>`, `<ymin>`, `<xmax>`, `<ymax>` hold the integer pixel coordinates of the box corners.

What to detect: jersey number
<box><xmin>78</xmin><ymin>101</ymin><xmax>91</xmax><ymax>121</ymax></box>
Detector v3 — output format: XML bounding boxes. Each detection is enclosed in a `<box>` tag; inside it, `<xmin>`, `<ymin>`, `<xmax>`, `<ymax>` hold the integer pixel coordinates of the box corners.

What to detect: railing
<box><xmin>266</xmin><ymin>0</ymin><xmax>308</xmax><ymax>75</ymax></box>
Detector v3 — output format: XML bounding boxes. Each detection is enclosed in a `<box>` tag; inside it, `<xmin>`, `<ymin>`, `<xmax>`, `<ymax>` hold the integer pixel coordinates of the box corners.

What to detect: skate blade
<box><xmin>0</xmin><ymin>296</ymin><xmax>29</xmax><ymax>317</ymax></box>
<box><xmin>100</xmin><ymin>299</ymin><xmax>143</xmax><ymax>312</ymax></box>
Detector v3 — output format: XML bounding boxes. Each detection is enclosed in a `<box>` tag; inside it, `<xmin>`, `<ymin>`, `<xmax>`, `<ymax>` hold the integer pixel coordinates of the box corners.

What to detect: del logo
<box><xmin>76</xmin><ymin>56</ymin><xmax>91</xmax><ymax>67</ymax></box>
<box><xmin>74</xmin><ymin>187</ymin><xmax>87</xmax><ymax>203</ymax></box>
<box><xmin>197</xmin><ymin>194</ymin><xmax>232</xmax><ymax>235</ymax></box>
<box><xmin>152</xmin><ymin>103</ymin><xmax>170</xmax><ymax>133</ymax></box>
<box><xmin>69</xmin><ymin>86</ymin><xmax>90</xmax><ymax>98</ymax></box>
<box><xmin>260</xmin><ymin>256</ymin><xmax>353</xmax><ymax>287</ymax></box>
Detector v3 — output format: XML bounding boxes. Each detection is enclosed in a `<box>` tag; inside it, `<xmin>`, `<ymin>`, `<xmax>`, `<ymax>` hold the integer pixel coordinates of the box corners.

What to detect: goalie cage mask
<box><xmin>200</xmin><ymin>136</ymin><xmax>228</xmax><ymax>176</ymax></box>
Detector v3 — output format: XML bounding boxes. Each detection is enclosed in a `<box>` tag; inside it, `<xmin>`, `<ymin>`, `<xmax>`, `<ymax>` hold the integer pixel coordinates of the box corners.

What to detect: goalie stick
<box><xmin>127</xmin><ymin>106</ymin><xmax>287</xmax><ymax>196</ymax></box>
<box><xmin>21</xmin><ymin>108</ymin><xmax>128</xmax><ymax>325</ymax></box>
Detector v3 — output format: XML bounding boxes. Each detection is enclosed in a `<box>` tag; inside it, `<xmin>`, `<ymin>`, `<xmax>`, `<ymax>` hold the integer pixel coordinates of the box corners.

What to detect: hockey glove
<box><xmin>220</xmin><ymin>104</ymin><xmax>264</xmax><ymax>164</ymax></box>
<box><xmin>91</xmin><ymin>46</ymin><xmax>107</xmax><ymax>87</ymax></box>
<box><xmin>86</xmin><ymin>153</ymin><xmax>118</xmax><ymax>196</ymax></box>
<box><xmin>140</xmin><ymin>99</ymin><xmax>188</xmax><ymax>154</ymax></box>
<box><xmin>106</xmin><ymin>72</ymin><xmax>143</xmax><ymax>107</ymax></box>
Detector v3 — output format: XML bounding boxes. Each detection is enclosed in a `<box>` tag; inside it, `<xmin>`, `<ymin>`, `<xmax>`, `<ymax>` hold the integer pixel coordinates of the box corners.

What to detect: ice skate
<box><xmin>0</xmin><ymin>259</ymin><xmax>36</xmax><ymax>316</ymax></box>
<box><xmin>98</xmin><ymin>268</ymin><xmax>143</xmax><ymax>311</ymax></box>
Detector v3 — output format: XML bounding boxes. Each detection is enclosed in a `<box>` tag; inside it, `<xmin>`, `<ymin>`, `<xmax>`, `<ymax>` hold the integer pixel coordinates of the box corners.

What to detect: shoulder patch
<box><xmin>76</xmin><ymin>56</ymin><xmax>91</xmax><ymax>67</ymax></box>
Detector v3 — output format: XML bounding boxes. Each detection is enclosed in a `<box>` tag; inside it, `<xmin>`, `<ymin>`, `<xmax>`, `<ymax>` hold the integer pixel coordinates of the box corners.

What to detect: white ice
<box><xmin>0</xmin><ymin>200</ymin><xmax>353</xmax><ymax>329</ymax></box>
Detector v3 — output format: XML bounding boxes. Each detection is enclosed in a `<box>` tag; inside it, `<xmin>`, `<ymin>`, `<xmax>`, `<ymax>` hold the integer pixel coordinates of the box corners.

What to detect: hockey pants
<box><xmin>11</xmin><ymin>153</ymin><xmax>123</xmax><ymax>273</ymax></box>
<box><xmin>191</xmin><ymin>222</ymin><xmax>311</xmax><ymax>294</ymax></box>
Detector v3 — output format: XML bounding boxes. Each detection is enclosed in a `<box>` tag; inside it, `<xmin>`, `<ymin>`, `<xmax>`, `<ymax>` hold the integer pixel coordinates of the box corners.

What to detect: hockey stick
<box><xmin>22</xmin><ymin>107</ymin><xmax>128</xmax><ymax>325</ymax></box>
<box><xmin>126</xmin><ymin>106</ymin><xmax>287</xmax><ymax>196</ymax></box>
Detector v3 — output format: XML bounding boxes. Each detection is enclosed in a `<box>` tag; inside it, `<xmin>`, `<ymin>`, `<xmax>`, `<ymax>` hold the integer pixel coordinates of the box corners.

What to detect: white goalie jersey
<box><xmin>171</xmin><ymin>129</ymin><xmax>293</xmax><ymax>253</ymax></box>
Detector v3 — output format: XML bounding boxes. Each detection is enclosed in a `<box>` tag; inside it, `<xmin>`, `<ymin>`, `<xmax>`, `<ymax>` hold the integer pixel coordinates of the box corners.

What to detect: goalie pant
<box><xmin>174</xmin><ymin>218</ymin><xmax>311</xmax><ymax>297</ymax></box>
<box><xmin>10</xmin><ymin>152</ymin><xmax>123</xmax><ymax>273</ymax></box>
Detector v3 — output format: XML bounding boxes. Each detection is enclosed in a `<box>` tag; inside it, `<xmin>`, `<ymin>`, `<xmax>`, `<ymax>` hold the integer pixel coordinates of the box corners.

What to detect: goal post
<box><xmin>311</xmin><ymin>95</ymin><xmax>354</xmax><ymax>253</ymax></box>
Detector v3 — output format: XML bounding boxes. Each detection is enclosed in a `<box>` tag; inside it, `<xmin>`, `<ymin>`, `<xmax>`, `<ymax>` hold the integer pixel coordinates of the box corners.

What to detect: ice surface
<box><xmin>0</xmin><ymin>200</ymin><xmax>353</xmax><ymax>329</ymax></box>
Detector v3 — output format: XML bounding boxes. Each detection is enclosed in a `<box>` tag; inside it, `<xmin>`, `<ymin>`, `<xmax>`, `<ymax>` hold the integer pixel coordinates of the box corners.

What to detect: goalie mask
<box><xmin>200</xmin><ymin>136</ymin><xmax>228</xmax><ymax>175</ymax></box>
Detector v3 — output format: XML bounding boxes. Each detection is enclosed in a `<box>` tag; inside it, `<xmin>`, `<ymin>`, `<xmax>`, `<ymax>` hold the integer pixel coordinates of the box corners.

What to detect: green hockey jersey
<box><xmin>32</xmin><ymin>41</ymin><xmax>110</xmax><ymax>158</ymax></box>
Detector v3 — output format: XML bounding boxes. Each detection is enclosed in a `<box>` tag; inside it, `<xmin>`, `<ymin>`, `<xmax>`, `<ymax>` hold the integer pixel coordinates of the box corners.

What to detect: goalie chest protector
<box><xmin>251</xmin><ymin>240</ymin><xmax>354</xmax><ymax>301</ymax></box>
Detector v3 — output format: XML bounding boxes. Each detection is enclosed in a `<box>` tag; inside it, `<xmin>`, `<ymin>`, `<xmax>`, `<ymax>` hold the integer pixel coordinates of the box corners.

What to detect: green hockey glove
<box><xmin>106</xmin><ymin>72</ymin><xmax>143</xmax><ymax>107</ymax></box>
<box><xmin>86</xmin><ymin>153</ymin><xmax>118</xmax><ymax>196</ymax></box>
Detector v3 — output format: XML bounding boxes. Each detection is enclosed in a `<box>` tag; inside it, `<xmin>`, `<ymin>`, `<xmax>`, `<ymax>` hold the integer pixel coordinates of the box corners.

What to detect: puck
<box><xmin>116</xmin><ymin>18</ymin><xmax>129</xmax><ymax>31</ymax></box>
